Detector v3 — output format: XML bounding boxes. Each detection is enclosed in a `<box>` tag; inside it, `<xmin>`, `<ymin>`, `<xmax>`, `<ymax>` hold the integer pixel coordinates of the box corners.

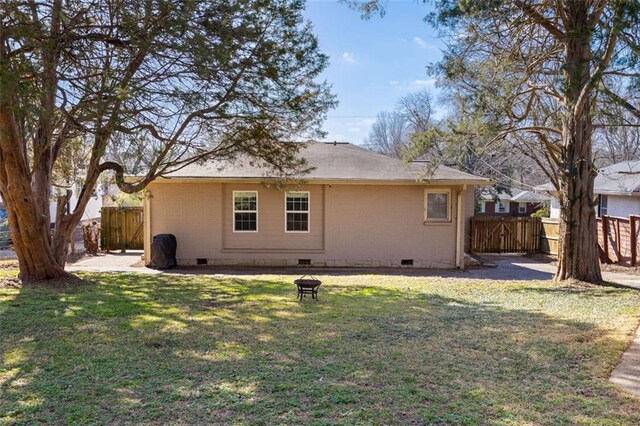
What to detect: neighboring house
<box><xmin>476</xmin><ymin>188</ymin><xmax>549</xmax><ymax>217</ymax></box>
<box><xmin>143</xmin><ymin>142</ymin><xmax>490</xmax><ymax>268</ymax></box>
<box><xmin>2</xmin><ymin>188</ymin><xmax>104</xmax><ymax>224</ymax></box>
<box><xmin>49</xmin><ymin>185</ymin><xmax>106</xmax><ymax>223</ymax></box>
<box><xmin>535</xmin><ymin>160</ymin><xmax>640</xmax><ymax>218</ymax></box>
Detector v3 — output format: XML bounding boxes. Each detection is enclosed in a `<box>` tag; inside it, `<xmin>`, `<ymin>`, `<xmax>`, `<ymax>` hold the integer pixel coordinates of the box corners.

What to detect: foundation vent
<box><xmin>196</xmin><ymin>258</ymin><xmax>208</xmax><ymax>265</ymax></box>
<box><xmin>401</xmin><ymin>259</ymin><xmax>414</xmax><ymax>266</ymax></box>
<box><xmin>298</xmin><ymin>259</ymin><xmax>311</xmax><ymax>266</ymax></box>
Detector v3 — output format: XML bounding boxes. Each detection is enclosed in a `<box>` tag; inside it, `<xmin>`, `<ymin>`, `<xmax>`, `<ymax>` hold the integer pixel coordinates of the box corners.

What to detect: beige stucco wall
<box><xmin>145</xmin><ymin>181</ymin><xmax>475</xmax><ymax>268</ymax></box>
<box><xmin>146</xmin><ymin>182</ymin><xmax>223</xmax><ymax>261</ymax></box>
<box><xmin>221</xmin><ymin>183</ymin><xmax>324</xmax><ymax>251</ymax></box>
<box><xmin>322</xmin><ymin>185</ymin><xmax>458</xmax><ymax>267</ymax></box>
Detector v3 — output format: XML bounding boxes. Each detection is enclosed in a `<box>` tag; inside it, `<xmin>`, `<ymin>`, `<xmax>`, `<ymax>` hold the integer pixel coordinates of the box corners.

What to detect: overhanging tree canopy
<box><xmin>424</xmin><ymin>0</ymin><xmax>640</xmax><ymax>282</ymax></box>
<box><xmin>350</xmin><ymin>0</ymin><xmax>640</xmax><ymax>282</ymax></box>
<box><xmin>0</xmin><ymin>0</ymin><xmax>336</xmax><ymax>283</ymax></box>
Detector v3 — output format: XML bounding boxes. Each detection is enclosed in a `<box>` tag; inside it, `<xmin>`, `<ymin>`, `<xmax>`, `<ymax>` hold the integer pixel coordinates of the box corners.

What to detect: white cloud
<box><xmin>413</xmin><ymin>36</ymin><xmax>428</xmax><ymax>48</ymax></box>
<box><xmin>411</xmin><ymin>78</ymin><xmax>437</xmax><ymax>88</ymax></box>
<box><xmin>333</xmin><ymin>133</ymin><xmax>348</xmax><ymax>141</ymax></box>
<box><xmin>388</xmin><ymin>78</ymin><xmax>437</xmax><ymax>91</ymax></box>
<box><xmin>342</xmin><ymin>51</ymin><xmax>357</xmax><ymax>64</ymax></box>
<box><xmin>413</xmin><ymin>36</ymin><xmax>438</xmax><ymax>50</ymax></box>
<box><xmin>348</xmin><ymin>127</ymin><xmax>361</xmax><ymax>133</ymax></box>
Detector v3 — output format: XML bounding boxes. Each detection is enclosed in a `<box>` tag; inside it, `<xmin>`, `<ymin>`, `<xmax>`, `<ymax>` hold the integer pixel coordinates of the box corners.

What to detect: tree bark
<box><xmin>555</xmin><ymin>2</ymin><xmax>602</xmax><ymax>283</ymax></box>
<box><xmin>0</xmin><ymin>113</ymin><xmax>68</xmax><ymax>283</ymax></box>
<box><xmin>0</xmin><ymin>1</ymin><xmax>70</xmax><ymax>283</ymax></box>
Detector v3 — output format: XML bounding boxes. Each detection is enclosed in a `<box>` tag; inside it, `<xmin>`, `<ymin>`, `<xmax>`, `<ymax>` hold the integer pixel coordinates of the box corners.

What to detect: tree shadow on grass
<box><xmin>1</xmin><ymin>273</ymin><xmax>640</xmax><ymax>425</ymax></box>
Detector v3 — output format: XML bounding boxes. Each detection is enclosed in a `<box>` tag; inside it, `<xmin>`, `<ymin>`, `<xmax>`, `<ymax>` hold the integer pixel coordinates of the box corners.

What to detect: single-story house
<box><xmin>535</xmin><ymin>160</ymin><xmax>640</xmax><ymax>218</ymax></box>
<box><xmin>143</xmin><ymin>142</ymin><xmax>490</xmax><ymax>268</ymax></box>
<box><xmin>476</xmin><ymin>188</ymin><xmax>549</xmax><ymax>217</ymax></box>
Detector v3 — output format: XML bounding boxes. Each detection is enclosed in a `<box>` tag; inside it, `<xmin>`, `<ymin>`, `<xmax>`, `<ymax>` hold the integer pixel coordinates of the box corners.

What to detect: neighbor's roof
<box><xmin>160</xmin><ymin>142</ymin><xmax>491</xmax><ymax>184</ymax></box>
<box><xmin>534</xmin><ymin>161</ymin><xmax>640</xmax><ymax>196</ymax></box>
<box><xmin>593</xmin><ymin>161</ymin><xmax>640</xmax><ymax>195</ymax></box>
<box><xmin>480</xmin><ymin>188</ymin><xmax>549</xmax><ymax>203</ymax></box>
<box><xmin>511</xmin><ymin>190</ymin><xmax>550</xmax><ymax>203</ymax></box>
<box><xmin>479</xmin><ymin>188</ymin><xmax>525</xmax><ymax>201</ymax></box>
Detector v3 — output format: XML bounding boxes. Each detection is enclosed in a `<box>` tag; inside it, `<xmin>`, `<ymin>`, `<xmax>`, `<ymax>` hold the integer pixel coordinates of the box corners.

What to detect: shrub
<box><xmin>531</xmin><ymin>207</ymin><xmax>550</xmax><ymax>218</ymax></box>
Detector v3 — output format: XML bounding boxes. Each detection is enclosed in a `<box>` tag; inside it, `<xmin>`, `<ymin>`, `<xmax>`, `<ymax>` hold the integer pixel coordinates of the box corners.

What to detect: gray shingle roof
<box><xmin>478</xmin><ymin>188</ymin><xmax>549</xmax><ymax>203</ymax></box>
<box><xmin>162</xmin><ymin>142</ymin><xmax>490</xmax><ymax>184</ymax></box>
<box><xmin>534</xmin><ymin>161</ymin><xmax>640</xmax><ymax>195</ymax></box>
<box><xmin>594</xmin><ymin>161</ymin><xmax>640</xmax><ymax>195</ymax></box>
<box><xmin>511</xmin><ymin>190</ymin><xmax>550</xmax><ymax>203</ymax></box>
<box><xmin>479</xmin><ymin>188</ymin><xmax>525</xmax><ymax>201</ymax></box>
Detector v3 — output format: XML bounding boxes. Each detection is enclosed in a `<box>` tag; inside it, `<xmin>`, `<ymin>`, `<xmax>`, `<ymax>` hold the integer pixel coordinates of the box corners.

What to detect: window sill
<box><xmin>423</xmin><ymin>220</ymin><xmax>452</xmax><ymax>226</ymax></box>
<box><xmin>221</xmin><ymin>248</ymin><xmax>325</xmax><ymax>253</ymax></box>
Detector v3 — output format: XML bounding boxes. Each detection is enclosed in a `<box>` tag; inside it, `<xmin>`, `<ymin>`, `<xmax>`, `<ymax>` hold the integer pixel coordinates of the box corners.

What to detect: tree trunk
<box><xmin>555</xmin><ymin>2</ymin><xmax>602</xmax><ymax>283</ymax></box>
<box><xmin>0</xmin><ymin>109</ymin><xmax>69</xmax><ymax>283</ymax></box>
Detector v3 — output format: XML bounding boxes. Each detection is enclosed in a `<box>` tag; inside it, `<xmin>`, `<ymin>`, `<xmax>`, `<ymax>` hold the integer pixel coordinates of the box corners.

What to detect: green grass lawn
<box><xmin>1</xmin><ymin>268</ymin><xmax>640</xmax><ymax>425</ymax></box>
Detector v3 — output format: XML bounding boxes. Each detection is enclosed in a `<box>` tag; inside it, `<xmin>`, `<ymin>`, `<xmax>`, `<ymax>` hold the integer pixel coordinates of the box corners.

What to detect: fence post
<box><xmin>631</xmin><ymin>215</ymin><xmax>638</xmax><ymax>266</ymax></box>
<box><xmin>120</xmin><ymin>209</ymin><xmax>126</xmax><ymax>253</ymax></box>
<box><xmin>616</xmin><ymin>217</ymin><xmax>622</xmax><ymax>259</ymax></box>
<box><xmin>602</xmin><ymin>215</ymin><xmax>609</xmax><ymax>261</ymax></box>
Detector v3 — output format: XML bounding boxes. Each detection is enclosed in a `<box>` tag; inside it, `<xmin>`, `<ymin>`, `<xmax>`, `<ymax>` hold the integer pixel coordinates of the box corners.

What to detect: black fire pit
<box><xmin>294</xmin><ymin>275</ymin><xmax>322</xmax><ymax>301</ymax></box>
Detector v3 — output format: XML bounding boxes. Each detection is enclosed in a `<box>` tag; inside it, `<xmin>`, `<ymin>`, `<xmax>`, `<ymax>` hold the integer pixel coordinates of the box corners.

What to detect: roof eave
<box><xmin>151</xmin><ymin>176</ymin><xmax>492</xmax><ymax>186</ymax></box>
<box><xmin>595</xmin><ymin>189</ymin><xmax>640</xmax><ymax>196</ymax></box>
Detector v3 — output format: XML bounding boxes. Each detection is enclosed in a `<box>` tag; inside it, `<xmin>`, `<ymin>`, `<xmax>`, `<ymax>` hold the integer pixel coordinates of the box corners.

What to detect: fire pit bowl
<box><xmin>294</xmin><ymin>275</ymin><xmax>322</xmax><ymax>301</ymax></box>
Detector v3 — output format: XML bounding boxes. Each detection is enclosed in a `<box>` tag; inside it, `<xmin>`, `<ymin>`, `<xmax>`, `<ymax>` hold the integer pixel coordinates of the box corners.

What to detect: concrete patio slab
<box><xmin>63</xmin><ymin>252</ymin><xmax>640</xmax><ymax>290</ymax></box>
<box><xmin>66</xmin><ymin>251</ymin><xmax>161</xmax><ymax>274</ymax></box>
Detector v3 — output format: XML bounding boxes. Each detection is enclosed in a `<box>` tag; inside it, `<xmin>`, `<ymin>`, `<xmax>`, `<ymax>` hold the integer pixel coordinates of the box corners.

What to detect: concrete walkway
<box><xmin>611</xmin><ymin>327</ymin><xmax>640</xmax><ymax>397</ymax></box>
<box><xmin>0</xmin><ymin>249</ymin><xmax>16</xmax><ymax>259</ymax></box>
<box><xmin>470</xmin><ymin>255</ymin><xmax>640</xmax><ymax>290</ymax></box>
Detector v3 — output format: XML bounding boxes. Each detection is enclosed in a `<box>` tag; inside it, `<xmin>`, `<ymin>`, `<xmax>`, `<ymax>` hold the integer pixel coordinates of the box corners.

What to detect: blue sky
<box><xmin>303</xmin><ymin>0</ymin><xmax>445</xmax><ymax>145</ymax></box>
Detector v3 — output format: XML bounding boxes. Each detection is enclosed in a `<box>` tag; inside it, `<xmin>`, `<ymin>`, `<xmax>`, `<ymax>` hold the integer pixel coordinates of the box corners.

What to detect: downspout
<box><xmin>455</xmin><ymin>185</ymin><xmax>467</xmax><ymax>269</ymax></box>
<box><xmin>143</xmin><ymin>192</ymin><xmax>152</xmax><ymax>265</ymax></box>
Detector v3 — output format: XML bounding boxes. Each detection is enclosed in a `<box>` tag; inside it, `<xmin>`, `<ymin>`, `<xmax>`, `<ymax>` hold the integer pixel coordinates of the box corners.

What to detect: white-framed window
<box><xmin>479</xmin><ymin>201</ymin><xmax>486</xmax><ymax>213</ymax></box>
<box><xmin>598</xmin><ymin>195</ymin><xmax>608</xmax><ymax>217</ymax></box>
<box><xmin>424</xmin><ymin>190</ymin><xmax>451</xmax><ymax>222</ymax></box>
<box><xmin>495</xmin><ymin>201</ymin><xmax>509</xmax><ymax>214</ymax></box>
<box><xmin>518</xmin><ymin>202</ymin><xmax>527</xmax><ymax>214</ymax></box>
<box><xmin>233</xmin><ymin>191</ymin><xmax>258</xmax><ymax>232</ymax></box>
<box><xmin>285</xmin><ymin>191</ymin><xmax>310</xmax><ymax>232</ymax></box>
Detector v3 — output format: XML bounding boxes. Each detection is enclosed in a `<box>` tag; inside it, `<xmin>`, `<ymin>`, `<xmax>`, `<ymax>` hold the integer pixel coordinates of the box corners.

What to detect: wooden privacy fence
<box><xmin>597</xmin><ymin>215</ymin><xmax>640</xmax><ymax>266</ymax></box>
<box><xmin>531</xmin><ymin>215</ymin><xmax>640</xmax><ymax>266</ymax></box>
<box><xmin>100</xmin><ymin>207</ymin><xmax>144</xmax><ymax>251</ymax></box>
<box><xmin>471</xmin><ymin>217</ymin><xmax>542</xmax><ymax>253</ymax></box>
<box><xmin>540</xmin><ymin>219</ymin><xmax>559</xmax><ymax>255</ymax></box>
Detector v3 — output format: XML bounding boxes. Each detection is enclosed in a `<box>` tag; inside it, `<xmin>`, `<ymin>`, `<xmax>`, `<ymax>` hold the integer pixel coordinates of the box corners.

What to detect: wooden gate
<box><xmin>471</xmin><ymin>217</ymin><xmax>542</xmax><ymax>253</ymax></box>
<box><xmin>100</xmin><ymin>207</ymin><xmax>144</xmax><ymax>251</ymax></box>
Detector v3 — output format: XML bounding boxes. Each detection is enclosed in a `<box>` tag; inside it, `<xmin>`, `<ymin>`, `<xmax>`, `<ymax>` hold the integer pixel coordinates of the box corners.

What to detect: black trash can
<box><xmin>150</xmin><ymin>234</ymin><xmax>177</xmax><ymax>269</ymax></box>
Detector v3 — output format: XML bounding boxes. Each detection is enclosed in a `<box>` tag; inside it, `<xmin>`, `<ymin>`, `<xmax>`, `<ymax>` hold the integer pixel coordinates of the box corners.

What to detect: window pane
<box><xmin>234</xmin><ymin>192</ymin><xmax>257</xmax><ymax>211</ymax></box>
<box><xmin>427</xmin><ymin>193</ymin><xmax>448</xmax><ymax>220</ymax></box>
<box><xmin>235</xmin><ymin>212</ymin><xmax>257</xmax><ymax>231</ymax></box>
<box><xmin>599</xmin><ymin>195</ymin><xmax>608</xmax><ymax>216</ymax></box>
<box><xmin>286</xmin><ymin>192</ymin><xmax>309</xmax><ymax>212</ymax></box>
<box><xmin>286</xmin><ymin>212</ymin><xmax>308</xmax><ymax>231</ymax></box>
